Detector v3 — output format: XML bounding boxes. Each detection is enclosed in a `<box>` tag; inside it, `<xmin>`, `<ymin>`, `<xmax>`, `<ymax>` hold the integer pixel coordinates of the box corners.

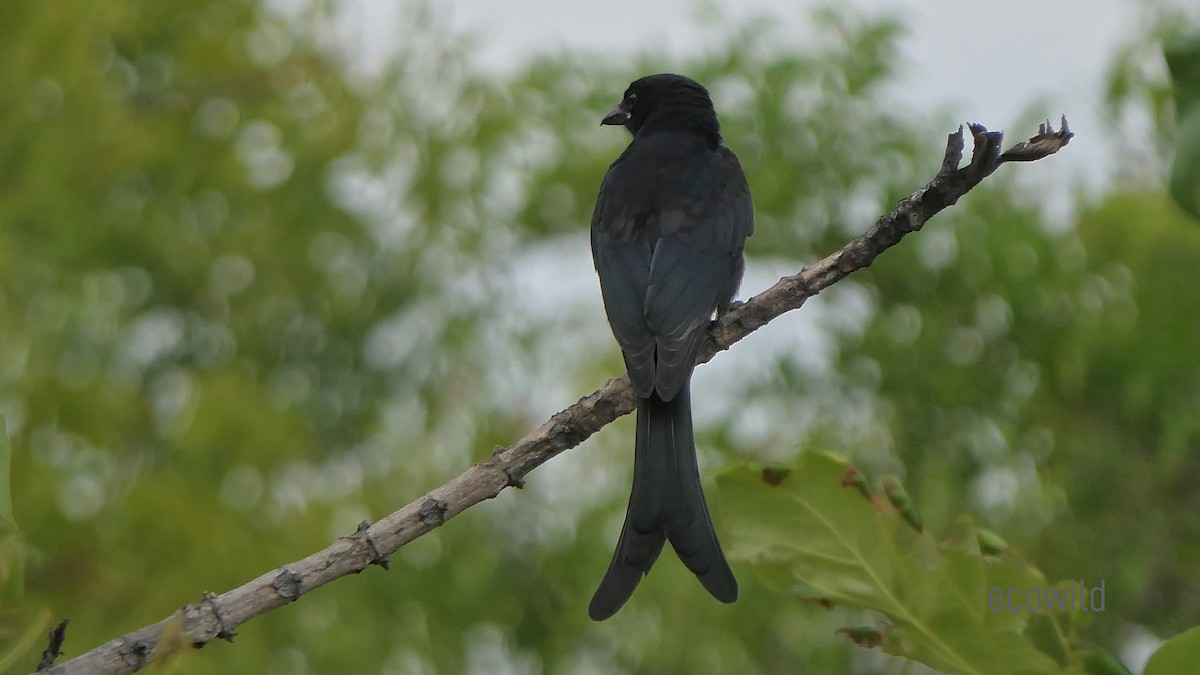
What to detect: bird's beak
<box><xmin>601</xmin><ymin>104</ymin><xmax>631</xmax><ymax>126</ymax></box>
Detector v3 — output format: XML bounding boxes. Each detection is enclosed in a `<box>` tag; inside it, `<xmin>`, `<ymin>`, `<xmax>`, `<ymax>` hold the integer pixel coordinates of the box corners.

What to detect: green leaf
<box><xmin>1168</xmin><ymin>104</ymin><xmax>1200</xmax><ymax>220</ymax></box>
<box><xmin>0</xmin><ymin>608</ymin><xmax>52</xmax><ymax>674</ymax></box>
<box><xmin>1079</xmin><ymin>647</ymin><xmax>1133</xmax><ymax>675</ymax></box>
<box><xmin>1144</xmin><ymin>625</ymin><xmax>1200</xmax><ymax>675</ymax></box>
<box><xmin>715</xmin><ymin>452</ymin><xmax>1075</xmax><ymax>675</ymax></box>
<box><xmin>1165</xmin><ymin>36</ymin><xmax>1200</xmax><ymax>112</ymax></box>
<box><xmin>0</xmin><ymin>415</ymin><xmax>12</xmax><ymax>530</ymax></box>
<box><xmin>0</xmin><ymin>415</ymin><xmax>22</xmax><ymax>602</ymax></box>
<box><xmin>1166</xmin><ymin>36</ymin><xmax>1200</xmax><ymax>220</ymax></box>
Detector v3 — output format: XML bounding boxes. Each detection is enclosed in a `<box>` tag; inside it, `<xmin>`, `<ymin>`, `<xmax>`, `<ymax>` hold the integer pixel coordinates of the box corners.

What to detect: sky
<box><xmin>334</xmin><ymin>0</ymin><xmax>1152</xmax><ymax>187</ymax></box>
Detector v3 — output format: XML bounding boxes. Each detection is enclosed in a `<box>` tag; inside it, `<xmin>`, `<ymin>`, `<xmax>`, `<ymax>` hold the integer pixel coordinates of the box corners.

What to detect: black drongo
<box><xmin>588</xmin><ymin>73</ymin><xmax>753</xmax><ymax>620</ymax></box>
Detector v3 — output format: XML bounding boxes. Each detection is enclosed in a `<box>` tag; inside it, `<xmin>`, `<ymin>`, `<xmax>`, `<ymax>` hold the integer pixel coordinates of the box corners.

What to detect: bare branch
<box><xmin>36</xmin><ymin>620</ymin><xmax>68</xmax><ymax>671</ymax></box>
<box><xmin>33</xmin><ymin>119</ymin><xmax>1071</xmax><ymax>675</ymax></box>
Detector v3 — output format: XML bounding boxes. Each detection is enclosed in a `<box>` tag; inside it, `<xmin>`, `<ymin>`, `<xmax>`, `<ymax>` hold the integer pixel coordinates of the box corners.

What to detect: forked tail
<box><xmin>588</xmin><ymin>383</ymin><xmax>738</xmax><ymax>620</ymax></box>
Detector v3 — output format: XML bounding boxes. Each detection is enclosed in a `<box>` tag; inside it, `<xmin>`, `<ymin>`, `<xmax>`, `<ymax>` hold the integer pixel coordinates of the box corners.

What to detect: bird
<box><xmin>588</xmin><ymin>73</ymin><xmax>753</xmax><ymax>621</ymax></box>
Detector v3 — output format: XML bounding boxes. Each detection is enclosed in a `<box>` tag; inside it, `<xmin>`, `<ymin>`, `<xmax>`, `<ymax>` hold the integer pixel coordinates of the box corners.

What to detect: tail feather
<box><xmin>588</xmin><ymin>383</ymin><xmax>738</xmax><ymax>621</ymax></box>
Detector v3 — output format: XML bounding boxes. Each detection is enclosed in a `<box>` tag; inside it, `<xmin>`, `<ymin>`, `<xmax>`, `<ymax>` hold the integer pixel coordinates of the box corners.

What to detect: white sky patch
<box><xmin>436</xmin><ymin>0</ymin><xmax>1143</xmax><ymax>187</ymax></box>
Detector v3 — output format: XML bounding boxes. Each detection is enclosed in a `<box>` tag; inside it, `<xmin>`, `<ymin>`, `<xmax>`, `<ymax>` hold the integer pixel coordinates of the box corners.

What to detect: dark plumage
<box><xmin>589</xmin><ymin>74</ymin><xmax>753</xmax><ymax>620</ymax></box>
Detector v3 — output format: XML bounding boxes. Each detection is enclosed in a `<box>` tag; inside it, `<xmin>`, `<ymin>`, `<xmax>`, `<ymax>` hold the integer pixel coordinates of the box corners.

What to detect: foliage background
<box><xmin>1</xmin><ymin>1</ymin><xmax>1198</xmax><ymax>673</ymax></box>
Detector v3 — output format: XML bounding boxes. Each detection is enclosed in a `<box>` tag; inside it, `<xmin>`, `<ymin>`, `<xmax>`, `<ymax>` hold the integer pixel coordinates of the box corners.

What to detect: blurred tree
<box><xmin>1</xmin><ymin>0</ymin><xmax>1197</xmax><ymax>673</ymax></box>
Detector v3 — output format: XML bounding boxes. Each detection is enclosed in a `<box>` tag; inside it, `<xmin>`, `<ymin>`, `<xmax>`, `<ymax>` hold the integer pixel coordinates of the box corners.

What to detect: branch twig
<box><xmin>36</xmin><ymin>620</ymin><xmax>68</xmax><ymax>671</ymax></box>
<box><xmin>33</xmin><ymin>119</ymin><xmax>1072</xmax><ymax>675</ymax></box>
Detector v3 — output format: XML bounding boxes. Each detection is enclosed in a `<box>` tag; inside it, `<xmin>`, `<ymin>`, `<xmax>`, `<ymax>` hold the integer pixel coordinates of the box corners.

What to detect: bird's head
<box><xmin>601</xmin><ymin>73</ymin><xmax>721</xmax><ymax>143</ymax></box>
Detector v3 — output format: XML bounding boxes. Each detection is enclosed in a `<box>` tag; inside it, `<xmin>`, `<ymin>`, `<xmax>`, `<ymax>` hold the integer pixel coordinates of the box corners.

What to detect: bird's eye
<box><xmin>626</xmin><ymin>93</ymin><xmax>638</xmax><ymax>107</ymax></box>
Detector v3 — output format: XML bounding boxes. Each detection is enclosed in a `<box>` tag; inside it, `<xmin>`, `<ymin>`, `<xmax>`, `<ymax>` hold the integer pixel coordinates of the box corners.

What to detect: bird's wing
<box><xmin>642</xmin><ymin>235</ymin><xmax>728</xmax><ymax>399</ymax></box>
<box><xmin>591</xmin><ymin>226</ymin><xmax>657</xmax><ymax>397</ymax></box>
<box><xmin>592</xmin><ymin>144</ymin><xmax>753</xmax><ymax>401</ymax></box>
<box><xmin>645</xmin><ymin>147</ymin><xmax>754</xmax><ymax>400</ymax></box>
